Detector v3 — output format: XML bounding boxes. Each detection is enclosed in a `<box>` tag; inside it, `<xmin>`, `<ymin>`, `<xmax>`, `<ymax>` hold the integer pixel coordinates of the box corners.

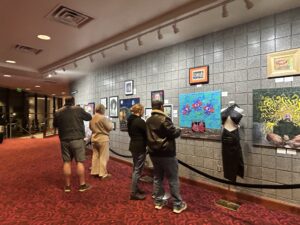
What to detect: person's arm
<box><xmin>162</xmin><ymin>117</ymin><xmax>181</xmax><ymax>139</ymax></box>
<box><xmin>53</xmin><ymin>113</ymin><xmax>58</xmax><ymax>128</ymax></box>
<box><xmin>103</xmin><ymin>117</ymin><xmax>113</xmax><ymax>132</ymax></box>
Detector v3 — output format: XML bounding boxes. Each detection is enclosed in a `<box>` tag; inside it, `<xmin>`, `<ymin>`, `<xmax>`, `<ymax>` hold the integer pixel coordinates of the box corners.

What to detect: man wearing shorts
<box><xmin>54</xmin><ymin>97</ymin><xmax>92</xmax><ymax>192</ymax></box>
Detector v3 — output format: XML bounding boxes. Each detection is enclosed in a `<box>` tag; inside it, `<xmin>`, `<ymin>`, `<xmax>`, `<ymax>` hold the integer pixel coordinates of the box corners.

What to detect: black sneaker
<box><xmin>78</xmin><ymin>183</ymin><xmax>91</xmax><ymax>192</ymax></box>
<box><xmin>130</xmin><ymin>193</ymin><xmax>146</xmax><ymax>200</ymax></box>
<box><xmin>137</xmin><ymin>188</ymin><xmax>146</xmax><ymax>195</ymax></box>
<box><xmin>154</xmin><ymin>200</ymin><xmax>167</xmax><ymax>210</ymax></box>
<box><xmin>173</xmin><ymin>202</ymin><xmax>187</xmax><ymax>214</ymax></box>
<box><xmin>64</xmin><ymin>186</ymin><xmax>71</xmax><ymax>193</ymax></box>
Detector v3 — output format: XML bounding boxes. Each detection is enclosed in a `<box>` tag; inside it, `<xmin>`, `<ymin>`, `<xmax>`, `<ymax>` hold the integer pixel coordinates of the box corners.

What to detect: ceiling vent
<box><xmin>47</xmin><ymin>5</ymin><xmax>93</xmax><ymax>28</ymax></box>
<box><xmin>15</xmin><ymin>44</ymin><xmax>42</xmax><ymax>55</ymax></box>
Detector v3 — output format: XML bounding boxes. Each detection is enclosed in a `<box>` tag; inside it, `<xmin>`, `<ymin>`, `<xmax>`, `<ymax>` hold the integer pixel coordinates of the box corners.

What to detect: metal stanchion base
<box><xmin>215</xmin><ymin>199</ymin><xmax>240</xmax><ymax>211</ymax></box>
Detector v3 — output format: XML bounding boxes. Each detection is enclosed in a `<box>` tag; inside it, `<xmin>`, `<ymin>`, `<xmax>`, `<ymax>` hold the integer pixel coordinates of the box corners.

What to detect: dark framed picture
<box><xmin>189</xmin><ymin>65</ymin><xmax>209</xmax><ymax>85</ymax></box>
<box><xmin>125</xmin><ymin>80</ymin><xmax>134</xmax><ymax>95</ymax></box>
<box><xmin>151</xmin><ymin>90</ymin><xmax>164</xmax><ymax>104</ymax></box>
<box><xmin>84</xmin><ymin>102</ymin><xmax>95</xmax><ymax>115</ymax></box>
<box><xmin>109</xmin><ymin>96</ymin><xmax>119</xmax><ymax>118</ymax></box>
<box><xmin>163</xmin><ymin>104</ymin><xmax>173</xmax><ymax>120</ymax></box>
<box><xmin>100</xmin><ymin>97</ymin><xmax>107</xmax><ymax>109</ymax></box>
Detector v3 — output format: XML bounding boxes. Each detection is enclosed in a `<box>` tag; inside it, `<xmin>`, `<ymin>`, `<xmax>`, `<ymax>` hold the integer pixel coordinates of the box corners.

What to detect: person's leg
<box><xmin>76</xmin><ymin>161</ymin><xmax>85</xmax><ymax>185</ymax></box>
<box><xmin>99</xmin><ymin>141</ymin><xmax>110</xmax><ymax>177</ymax></box>
<box><xmin>130</xmin><ymin>152</ymin><xmax>146</xmax><ymax>200</ymax></box>
<box><xmin>90</xmin><ymin>143</ymin><xmax>100</xmax><ymax>175</ymax></box>
<box><xmin>150</xmin><ymin>156</ymin><xmax>165</xmax><ymax>207</ymax></box>
<box><xmin>63</xmin><ymin>161</ymin><xmax>72</xmax><ymax>186</ymax></box>
<box><xmin>164</xmin><ymin>157</ymin><xmax>182</xmax><ymax>206</ymax></box>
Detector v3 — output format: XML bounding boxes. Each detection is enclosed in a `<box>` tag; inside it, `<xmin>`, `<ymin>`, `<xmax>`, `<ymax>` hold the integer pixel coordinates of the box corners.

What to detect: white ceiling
<box><xmin>1</xmin><ymin>0</ymin><xmax>300</xmax><ymax>96</ymax></box>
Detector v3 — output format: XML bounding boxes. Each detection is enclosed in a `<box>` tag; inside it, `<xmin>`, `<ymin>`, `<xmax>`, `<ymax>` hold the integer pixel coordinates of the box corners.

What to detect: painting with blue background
<box><xmin>179</xmin><ymin>91</ymin><xmax>221</xmax><ymax>129</ymax></box>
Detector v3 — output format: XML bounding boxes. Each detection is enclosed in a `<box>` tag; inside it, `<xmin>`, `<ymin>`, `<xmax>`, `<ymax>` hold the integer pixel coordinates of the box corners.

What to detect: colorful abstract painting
<box><xmin>119</xmin><ymin>98</ymin><xmax>140</xmax><ymax>131</ymax></box>
<box><xmin>179</xmin><ymin>90</ymin><xmax>221</xmax><ymax>140</ymax></box>
<box><xmin>253</xmin><ymin>87</ymin><xmax>300</xmax><ymax>149</ymax></box>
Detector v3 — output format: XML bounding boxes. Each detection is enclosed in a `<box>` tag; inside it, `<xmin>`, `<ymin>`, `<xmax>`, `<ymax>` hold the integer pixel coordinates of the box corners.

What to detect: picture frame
<box><xmin>109</xmin><ymin>96</ymin><xmax>119</xmax><ymax>118</ymax></box>
<box><xmin>84</xmin><ymin>102</ymin><xmax>95</xmax><ymax>115</ymax></box>
<box><xmin>163</xmin><ymin>104</ymin><xmax>173</xmax><ymax>120</ymax></box>
<box><xmin>144</xmin><ymin>107</ymin><xmax>152</xmax><ymax>121</ymax></box>
<box><xmin>151</xmin><ymin>90</ymin><xmax>164</xmax><ymax>104</ymax></box>
<box><xmin>189</xmin><ymin>65</ymin><xmax>209</xmax><ymax>85</ymax></box>
<box><xmin>100</xmin><ymin>97</ymin><xmax>107</xmax><ymax>109</ymax></box>
<box><xmin>267</xmin><ymin>49</ymin><xmax>300</xmax><ymax>78</ymax></box>
<box><xmin>119</xmin><ymin>98</ymin><xmax>140</xmax><ymax>131</ymax></box>
<box><xmin>124</xmin><ymin>80</ymin><xmax>134</xmax><ymax>95</ymax></box>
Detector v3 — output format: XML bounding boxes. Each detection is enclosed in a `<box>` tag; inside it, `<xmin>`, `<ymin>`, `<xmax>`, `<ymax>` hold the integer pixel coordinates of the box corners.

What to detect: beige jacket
<box><xmin>89</xmin><ymin>113</ymin><xmax>113</xmax><ymax>142</ymax></box>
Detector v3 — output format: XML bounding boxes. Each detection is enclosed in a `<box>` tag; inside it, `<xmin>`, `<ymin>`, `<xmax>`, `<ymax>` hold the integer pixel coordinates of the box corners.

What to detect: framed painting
<box><xmin>253</xmin><ymin>87</ymin><xmax>300</xmax><ymax>149</ymax></box>
<box><xmin>189</xmin><ymin>65</ymin><xmax>209</xmax><ymax>85</ymax></box>
<box><xmin>179</xmin><ymin>90</ymin><xmax>221</xmax><ymax>140</ymax></box>
<box><xmin>124</xmin><ymin>80</ymin><xmax>134</xmax><ymax>95</ymax></box>
<box><xmin>100</xmin><ymin>97</ymin><xmax>107</xmax><ymax>109</ymax></box>
<box><xmin>84</xmin><ymin>102</ymin><xmax>95</xmax><ymax>115</ymax></box>
<box><xmin>267</xmin><ymin>49</ymin><xmax>300</xmax><ymax>78</ymax></box>
<box><xmin>109</xmin><ymin>96</ymin><xmax>119</xmax><ymax>118</ymax></box>
<box><xmin>119</xmin><ymin>98</ymin><xmax>140</xmax><ymax>131</ymax></box>
<box><xmin>144</xmin><ymin>107</ymin><xmax>152</xmax><ymax>121</ymax></box>
<box><xmin>151</xmin><ymin>90</ymin><xmax>164</xmax><ymax>104</ymax></box>
<box><xmin>163</xmin><ymin>104</ymin><xmax>173</xmax><ymax>120</ymax></box>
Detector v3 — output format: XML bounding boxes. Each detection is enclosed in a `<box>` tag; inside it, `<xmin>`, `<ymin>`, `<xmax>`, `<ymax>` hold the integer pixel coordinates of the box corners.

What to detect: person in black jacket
<box><xmin>127</xmin><ymin>103</ymin><xmax>147</xmax><ymax>200</ymax></box>
<box><xmin>0</xmin><ymin>113</ymin><xmax>6</xmax><ymax>144</ymax></box>
<box><xmin>53</xmin><ymin>97</ymin><xmax>92</xmax><ymax>193</ymax></box>
<box><xmin>146</xmin><ymin>100</ymin><xmax>187</xmax><ymax>214</ymax></box>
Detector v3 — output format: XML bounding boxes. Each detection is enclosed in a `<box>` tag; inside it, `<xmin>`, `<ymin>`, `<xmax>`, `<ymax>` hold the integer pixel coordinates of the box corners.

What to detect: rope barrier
<box><xmin>106</xmin><ymin>146</ymin><xmax>300</xmax><ymax>189</ymax></box>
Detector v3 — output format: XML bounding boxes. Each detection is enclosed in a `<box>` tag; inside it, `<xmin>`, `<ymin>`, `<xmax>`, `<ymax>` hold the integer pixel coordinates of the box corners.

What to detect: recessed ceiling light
<box><xmin>47</xmin><ymin>74</ymin><xmax>52</xmax><ymax>78</ymax></box>
<box><xmin>3</xmin><ymin>74</ymin><xmax>12</xmax><ymax>77</ymax></box>
<box><xmin>37</xmin><ymin>34</ymin><xmax>51</xmax><ymax>40</ymax></box>
<box><xmin>35</xmin><ymin>85</ymin><xmax>41</xmax><ymax>88</ymax></box>
<box><xmin>5</xmin><ymin>60</ymin><xmax>16</xmax><ymax>64</ymax></box>
<box><xmin>52</xmin><ymin>94</ymin><xmax>56</xmax><ymax>96</ymax></box>
<box><xmin>61</xmin><ymin>92</ymin><xmax>66</xmax><ymax>95</ymax></box>
<box><xmin>25</xmin><ymin>88</ymin><xmax>31</xmax><ymax>91</ymax></box>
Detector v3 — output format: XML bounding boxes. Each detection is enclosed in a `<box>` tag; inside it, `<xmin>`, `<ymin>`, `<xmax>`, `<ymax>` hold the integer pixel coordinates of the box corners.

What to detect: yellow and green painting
<box><xmin>253</xmin><ymin>87</ymin><xmax>300</xmax><ymax>149</ymax></box>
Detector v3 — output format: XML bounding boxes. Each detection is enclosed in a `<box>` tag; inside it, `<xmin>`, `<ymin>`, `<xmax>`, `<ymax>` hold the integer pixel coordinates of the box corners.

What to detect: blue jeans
<box><xmin>150</xmin><ymin>156</ymin><xmax>183</xmax><ymax>207</ymax></box>
<box><xmin>131</xmin><ymin>151</ymin><xmax>146</xmax><ymax>194</ymax></box>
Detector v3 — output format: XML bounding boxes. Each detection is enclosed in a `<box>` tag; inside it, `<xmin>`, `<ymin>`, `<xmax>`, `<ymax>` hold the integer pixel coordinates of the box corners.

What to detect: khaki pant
<box><xmin>91</xmin><ymin>141</ymin><xmax>110</xmax><ymax>177</ymax></box>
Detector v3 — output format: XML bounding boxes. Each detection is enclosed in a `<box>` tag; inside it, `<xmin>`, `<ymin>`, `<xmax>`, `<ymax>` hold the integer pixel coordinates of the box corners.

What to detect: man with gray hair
<box><xmin>89</xmin><ymin>104</ymin><xmax>113</xmax><ymax>179</ymax></box>
<box><xmin>53</xmin><ymin>96</ymin><xmax>92</xmax><ymax>192</ymax></box>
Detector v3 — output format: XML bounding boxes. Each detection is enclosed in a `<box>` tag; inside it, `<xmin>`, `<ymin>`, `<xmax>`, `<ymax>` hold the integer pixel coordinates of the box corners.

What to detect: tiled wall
<box><xmin>72</xmin><ymin>8</ymin><xmax>300</xmax><ymax>205</ymax></box>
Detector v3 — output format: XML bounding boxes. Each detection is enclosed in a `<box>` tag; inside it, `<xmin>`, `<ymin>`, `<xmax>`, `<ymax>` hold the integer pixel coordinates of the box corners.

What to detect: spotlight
<box><xmin>74</xmin><ymin>61</ymin><xmax>78</xmax><ymax>68</ymax></box>
<box><xmin>89</xmin><ymin>55</ymin><xmax>94</xmax><ymax>63</ymax></box>
<box><xmin>124</xmin><ymin>42</ymin><xmax>128</xmax><ymax>51</ymax></box>
<box><xmin>222</xmin><ymin>4</ymin><xmax>228</xmax><ymax>18</ymax></box>
<box><xmin>244</xmin><ymin>0</ymin><xmax>254</xmax><ymax>9</ymax></box>
<box><xmin>101</xmin><ymin>51</ymin><xmax>106</xmax><ymax>58</ymax></box>
<box><xmin>172</xmin><ymin>24</ymin><xmax>179</xmax><ymax>34</ymax></box>
<box><xmin>47</xmin><ymin>74</ymin><xmax>52</xmax><ymax>78</ymax></box>
<box><xmin>62</xmin><ymin>67</ymin><xmax>66</xmax><ymax>72</ymax></box>
<box><xmin>157</xmin><ymin>29</ymin><xmax>163</xmax><ymax>40</ymax></box>
<box><xmin>137</xmin><ymin>37</ymin><xmax>143</xmax><ymax>46</ymax></box>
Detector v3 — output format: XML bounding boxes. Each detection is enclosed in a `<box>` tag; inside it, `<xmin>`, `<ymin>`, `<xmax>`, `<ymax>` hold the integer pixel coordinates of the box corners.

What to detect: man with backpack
<box><xmin>146</xmin><ymin>100</ymin><xmax>187</xmax><ymax>214</ymax></box>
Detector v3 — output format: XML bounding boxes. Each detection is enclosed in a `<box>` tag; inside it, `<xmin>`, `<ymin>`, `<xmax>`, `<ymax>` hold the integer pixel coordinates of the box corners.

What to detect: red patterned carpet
<box><xmin>0</xmin><ymin>137</ymin><xmax>300</xmax><ymax>225</ymax></box>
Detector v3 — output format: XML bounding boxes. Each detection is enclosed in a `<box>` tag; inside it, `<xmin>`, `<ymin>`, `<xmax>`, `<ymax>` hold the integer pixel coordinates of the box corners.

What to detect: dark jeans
<box><xmin>131</xmin><ymin>151</ymin><xmax>146</xmax><ymax>194</ymax></box>
<box><xmin>150</xmin><ymin>156</ymin><xmax>183</xmax><ymax>207</ymax></box>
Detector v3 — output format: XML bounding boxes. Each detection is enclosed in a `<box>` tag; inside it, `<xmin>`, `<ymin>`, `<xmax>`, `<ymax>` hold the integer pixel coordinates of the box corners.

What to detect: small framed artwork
<box><xmin>109</xmin><ymin>96</ymin><xmax>119</xmax><ymax>118</ymax></box>
<box><xmin>84</xmin><ymin>102</ymin><xmax>95</xmax><ymax>115</ymax></box>
<box><xmin>151</xmin><ymin>90</ymin><xmax>164</xmax><ymax>104</ymax></box>
<box><xmin>267</xmin><ymin>49</ymin><xmax>300</xmax><ymax>78</ymax></box>
<box><xmin>124</xmin><ymin>80</ymin><xmax>134</xmax><ymax>95</ymax></box>
<box><xmin>163</xmin><ymin>104</ymin><xmax>173</xmax><ymax>120</ymax></box>
<box><xmin>189</xmin><ymin>65</ymin><xmax>209</xmax><ymax>85</ymax></box>
<box><xmin>100</xmin><ymin>97</ymin><xmax>107</xmax><ymax>109</ymax></box>
<box><xmin>144</xmin><ymin>107</ymin><xmax>152</xmax><ymax>121</ymax></box>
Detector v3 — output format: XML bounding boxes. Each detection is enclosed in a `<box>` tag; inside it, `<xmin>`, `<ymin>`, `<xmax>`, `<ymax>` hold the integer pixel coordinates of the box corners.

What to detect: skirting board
<box><xmin>111</xmin><ymin>156</ymin><xmax>300</xmax><ymax>215</ymax></box>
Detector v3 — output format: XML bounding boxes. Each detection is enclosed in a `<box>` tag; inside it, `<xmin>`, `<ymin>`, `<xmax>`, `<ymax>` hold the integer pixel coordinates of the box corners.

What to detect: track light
<box><xmin>222</xmin><ymin>4</ymin><xmax>228</xmax><ymax>18</ymax></box>
<box><xmin>62</xmin><ymin>67</ymin><xmax>66</xmax><ymax>72</ymax></box>
<box><xmin>244</xmin><ymin>0</ymin><xmax>254</xmax><ymax>9</ymax></box>
<box><xmin>53</xmin><ymin>71</ymin><xmax>57</xmax><ymax>75</ymax></box>
<box><xmin>73</xmin><ymin>61</ymin><xmax>78</xmax><ymax>68</ymax></box>
<box><xmin>172</xmin><ymin>24</ymin><xmax>179</xmax><ymax>34</ymax></box>
<box><xmin>124</xmin><ymin>42</ymin><xmax>128</xmax><ymax>51</ymax></box>
<box><xmin>137</xmin><ymin>37</ymin><xmax>143</xmax><ymax>46</ymax></box>
<box><xmin>89</xmin><ymin>55</ymin><xmax>94</xmax><ymax>63</ymax></box>
<box><xmin>101</xmin><ymin>51</ymin><xmax>106</xmax><ymax>58</ymax></box>
<box><xmin>157</xmin><ymin>29</ymin><xmax>163</xmax><ymax>40</ymax></box>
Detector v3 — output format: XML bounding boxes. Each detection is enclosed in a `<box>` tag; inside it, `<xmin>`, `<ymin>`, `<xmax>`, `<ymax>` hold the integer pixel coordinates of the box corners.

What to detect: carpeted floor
<box><xmin>0</xmin><ymin>137</ymin><xmax>300</xmax><ymax>225</ymax></box>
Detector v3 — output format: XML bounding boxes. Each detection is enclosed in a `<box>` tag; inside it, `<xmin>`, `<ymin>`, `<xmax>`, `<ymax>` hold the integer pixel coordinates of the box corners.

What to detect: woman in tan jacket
<box><xmin>89</xmin><ymin>104</ymin><xmax>113</xmax><ymax>179</ymax></box>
